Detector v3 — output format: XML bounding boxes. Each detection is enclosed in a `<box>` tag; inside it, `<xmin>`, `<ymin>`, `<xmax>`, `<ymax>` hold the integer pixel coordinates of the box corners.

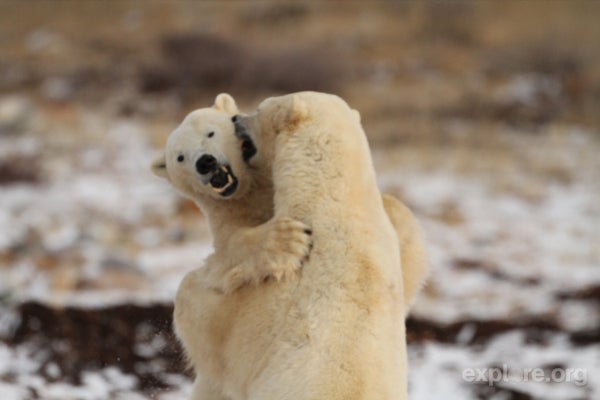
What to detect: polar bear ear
<box><xmin>151</xmin><ymin>155</ymin><xmax>169</xmax><ymax>180</ymax></box>
<box><xmin>286</xmin><ymin>94</ymin><xmax>309</xmax><ymax>127</ymax></box>
<box><xmin>213</xmin><ymin>93</ymin><xmax>239</xmax><ymax>115</ymax></box>
<box><xmin>351</xmin><ymin>109</ymin><xmax>361</xmax><ymax>123</ymax></box>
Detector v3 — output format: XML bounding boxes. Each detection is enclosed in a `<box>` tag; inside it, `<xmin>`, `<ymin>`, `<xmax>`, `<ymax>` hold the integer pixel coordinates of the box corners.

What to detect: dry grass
<box><xmin>1</xmin><ymin>1</ymin><xmax>598</xmax><ymax>131</ymax></box>
<box><xmin>139</xmin><ymin>32</ymin><xmax>340</xmax><ymax>100</ymax></box>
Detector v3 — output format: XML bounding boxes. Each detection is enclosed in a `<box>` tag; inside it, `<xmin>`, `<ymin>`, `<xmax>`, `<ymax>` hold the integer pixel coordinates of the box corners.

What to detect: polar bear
<box><xmin>228</xmin><ymin>91</ymin><xmax>407</xmax><ymax>399</ymax></box>
<box><xmin>151</xmin><ymin>94</ymin><xmax>314</xmax><ymax>293</ymax></box>
<box><xmin>151</xmin><ymin>93</ymin><xmax>427</xmax><ymax>399</ymax></box>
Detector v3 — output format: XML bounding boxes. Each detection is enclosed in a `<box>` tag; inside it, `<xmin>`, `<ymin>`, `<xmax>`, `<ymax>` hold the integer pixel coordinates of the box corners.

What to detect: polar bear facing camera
<box><xmin>232</xmin><ymin>91</ymin><xmax>408</xmax><ymax>399</ymax></box>
<box><xmin>152</xmin><ymin>94</ymin><xmax>313</xmax><ymax>294</ymax></box>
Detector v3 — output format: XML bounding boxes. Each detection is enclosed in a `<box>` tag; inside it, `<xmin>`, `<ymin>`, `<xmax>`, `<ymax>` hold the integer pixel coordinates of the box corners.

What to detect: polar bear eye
<box><xmin>177</xmin><ymin>154</ymin><xmax>185</xmax><ymax>163</ymax></box>
<box><xmin>207</xmin><ymin>131</ymin><xmax>214</xmax><ymax>138</ymax></box>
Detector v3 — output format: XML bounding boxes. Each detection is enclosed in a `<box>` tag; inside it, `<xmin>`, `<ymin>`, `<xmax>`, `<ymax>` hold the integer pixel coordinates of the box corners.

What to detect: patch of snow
<box><xmin>0</xmin><ymin>383</ymin><xmax>29</xmax><ymax>400</ymax></box>
<box><xmin>494</xmin><ymin>73</ymin><xmax>561</xmax><ymax>106</ymax></box>
<box><xmin>0</xmin><ymin>305</ymin><xmax>20</xmax><ymax>338</ymax></box>
<box><xmin>0</xmin><ymin>341</ymin><xmax>155</xmax><ymax>400</ymax></box>
<box><xmin>377</xmin><ymin>135</ymin><xmax>600</xmax><ymax>325</ymax></box>
<box><xmin>409</xmin><ymin>332</ymin><xmax>598</xmax><ymax>399</ymax></box>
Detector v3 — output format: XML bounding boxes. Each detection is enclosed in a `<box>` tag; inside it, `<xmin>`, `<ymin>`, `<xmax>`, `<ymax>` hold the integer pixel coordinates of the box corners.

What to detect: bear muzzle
<box><xmin>196</xmin><ymin>158</ymin><xmax>238</xmax><ymax>197</ymax></box>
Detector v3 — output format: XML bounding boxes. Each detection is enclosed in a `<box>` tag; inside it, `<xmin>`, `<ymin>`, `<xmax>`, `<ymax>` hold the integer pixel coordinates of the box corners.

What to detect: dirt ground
<box><xmin>0</xmin><ymin>2</ymin><xmax>599</xmax><ymax>399</ymax></box>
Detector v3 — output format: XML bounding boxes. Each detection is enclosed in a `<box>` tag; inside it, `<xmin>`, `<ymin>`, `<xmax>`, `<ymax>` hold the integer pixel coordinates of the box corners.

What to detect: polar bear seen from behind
<box><xmin>231</xmin><ymin>91</ymin><xmax>407</xmax><ymax>399</ymax></box>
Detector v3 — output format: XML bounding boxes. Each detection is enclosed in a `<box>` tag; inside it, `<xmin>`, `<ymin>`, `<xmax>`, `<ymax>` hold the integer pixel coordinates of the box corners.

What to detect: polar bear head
<box><xmin>231</xmin><ymin>93</ymin><xmax>309</xmax><ymax>172</ymax></box>
<box><xmin>232</xmin><ymin>91</ymin><xmax>360</xmax><ymax>172</ymax></box>
<box><xmin>151</xmin><ymin>93</ymin><xmax>258</xmax><ymax>200</ymax></box>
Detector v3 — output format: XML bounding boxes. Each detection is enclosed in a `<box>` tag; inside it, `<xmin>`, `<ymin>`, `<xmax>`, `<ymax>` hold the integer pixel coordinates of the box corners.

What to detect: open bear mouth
<box><xmin>209</xmin><ymin>165</ymin><xmax>238</xmax><ymax>197</ymax></box>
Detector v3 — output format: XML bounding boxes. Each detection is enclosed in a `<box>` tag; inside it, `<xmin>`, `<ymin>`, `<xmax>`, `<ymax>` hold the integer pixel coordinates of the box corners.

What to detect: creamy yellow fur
<box><xmin>382</xmin><ymin>194</ymin><xmax>429</xmax><ymax>310</ymax></box>
<box><xmin>231</xmin><ymin>91</ymin><xmax>406</xmax><ymax>399</ymax></box>
<box><xmin>152</xmin><ymin>93</ymin><xmax>428</xmax><ymax>399</ymax></box>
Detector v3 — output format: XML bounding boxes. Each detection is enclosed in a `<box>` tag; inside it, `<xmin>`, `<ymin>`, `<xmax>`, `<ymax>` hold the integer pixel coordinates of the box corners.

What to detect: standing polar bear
<box><xmin>151</xmin><ymin>93</ymin><xmax>427</xmax><ymax>399</ymax></box>
<box><xmin>231</xmin><ymin>91</ymin><xmax>407</xmax><ymax>399</ymax></box>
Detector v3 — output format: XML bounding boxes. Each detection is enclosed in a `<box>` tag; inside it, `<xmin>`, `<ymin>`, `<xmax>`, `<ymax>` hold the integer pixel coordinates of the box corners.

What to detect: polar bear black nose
<box><xmin>196</xmin><ymin>154</ymin><xmax>217</xmax><ymax>175</ymax></box>
<box><xmin>231</xmin><ymin>115</ymin><xmax>240</xmax><ymax>123</ymax></box>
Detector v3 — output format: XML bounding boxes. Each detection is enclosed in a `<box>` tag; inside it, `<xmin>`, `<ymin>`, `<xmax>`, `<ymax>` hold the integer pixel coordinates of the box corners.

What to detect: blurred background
<box><xmin>0</xmin><ymin>1</ymin><xmax>599</xmax><ymax>399</ymax></box>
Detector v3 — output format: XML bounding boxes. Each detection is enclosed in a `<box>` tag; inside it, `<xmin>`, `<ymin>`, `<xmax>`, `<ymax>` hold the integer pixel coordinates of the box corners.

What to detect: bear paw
<box><xmin>222</xmin><ymin>217</ymin><xmax>312</xmax><ymax>293</ymax></box>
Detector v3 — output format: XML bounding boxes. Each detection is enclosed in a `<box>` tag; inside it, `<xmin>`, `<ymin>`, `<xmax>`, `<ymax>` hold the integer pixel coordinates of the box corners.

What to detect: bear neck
<box><xmin>198</xmin><ymin>181</ymin><xmax>274</xmax><ymax>251</ymax></box>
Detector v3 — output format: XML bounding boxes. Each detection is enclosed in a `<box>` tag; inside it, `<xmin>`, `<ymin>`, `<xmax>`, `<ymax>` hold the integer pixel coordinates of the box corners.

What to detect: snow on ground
<box><xmin>0</xmin><ymin>341</ymin><xmax>192</xmax><ymax>400</ymax></box>
<box><xmin>0</xmin><ymin>111</ymin><xmax>210</xmax><ymax>306</ymax></box>
<box><xmin>409</xmin><ymin>331</ymin><xmax>599</xmax><ymax>400</ymax></box>
<box><xmin>375</xmin><ymin>127</ymin><xmax>600</xmax><ymax>328</ymax></box>
<box><xmin>1</xmin><ymin>101</ymin><xmax>599</xmax><ymax>398</ymax></box>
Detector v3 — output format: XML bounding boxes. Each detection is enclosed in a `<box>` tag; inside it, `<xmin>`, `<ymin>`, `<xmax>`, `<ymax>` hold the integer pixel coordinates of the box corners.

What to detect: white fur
<box><xmin>152</xmin><ymin>93</ymin><xmax>428</xmax><ymax>400</ymax></box>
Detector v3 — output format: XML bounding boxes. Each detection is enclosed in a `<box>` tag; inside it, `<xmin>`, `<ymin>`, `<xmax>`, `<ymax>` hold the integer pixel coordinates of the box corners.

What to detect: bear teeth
<box><xmin>212</xmin><ymin>167</ymin><xmax>235</xmax><ymax>194</ymax></box>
